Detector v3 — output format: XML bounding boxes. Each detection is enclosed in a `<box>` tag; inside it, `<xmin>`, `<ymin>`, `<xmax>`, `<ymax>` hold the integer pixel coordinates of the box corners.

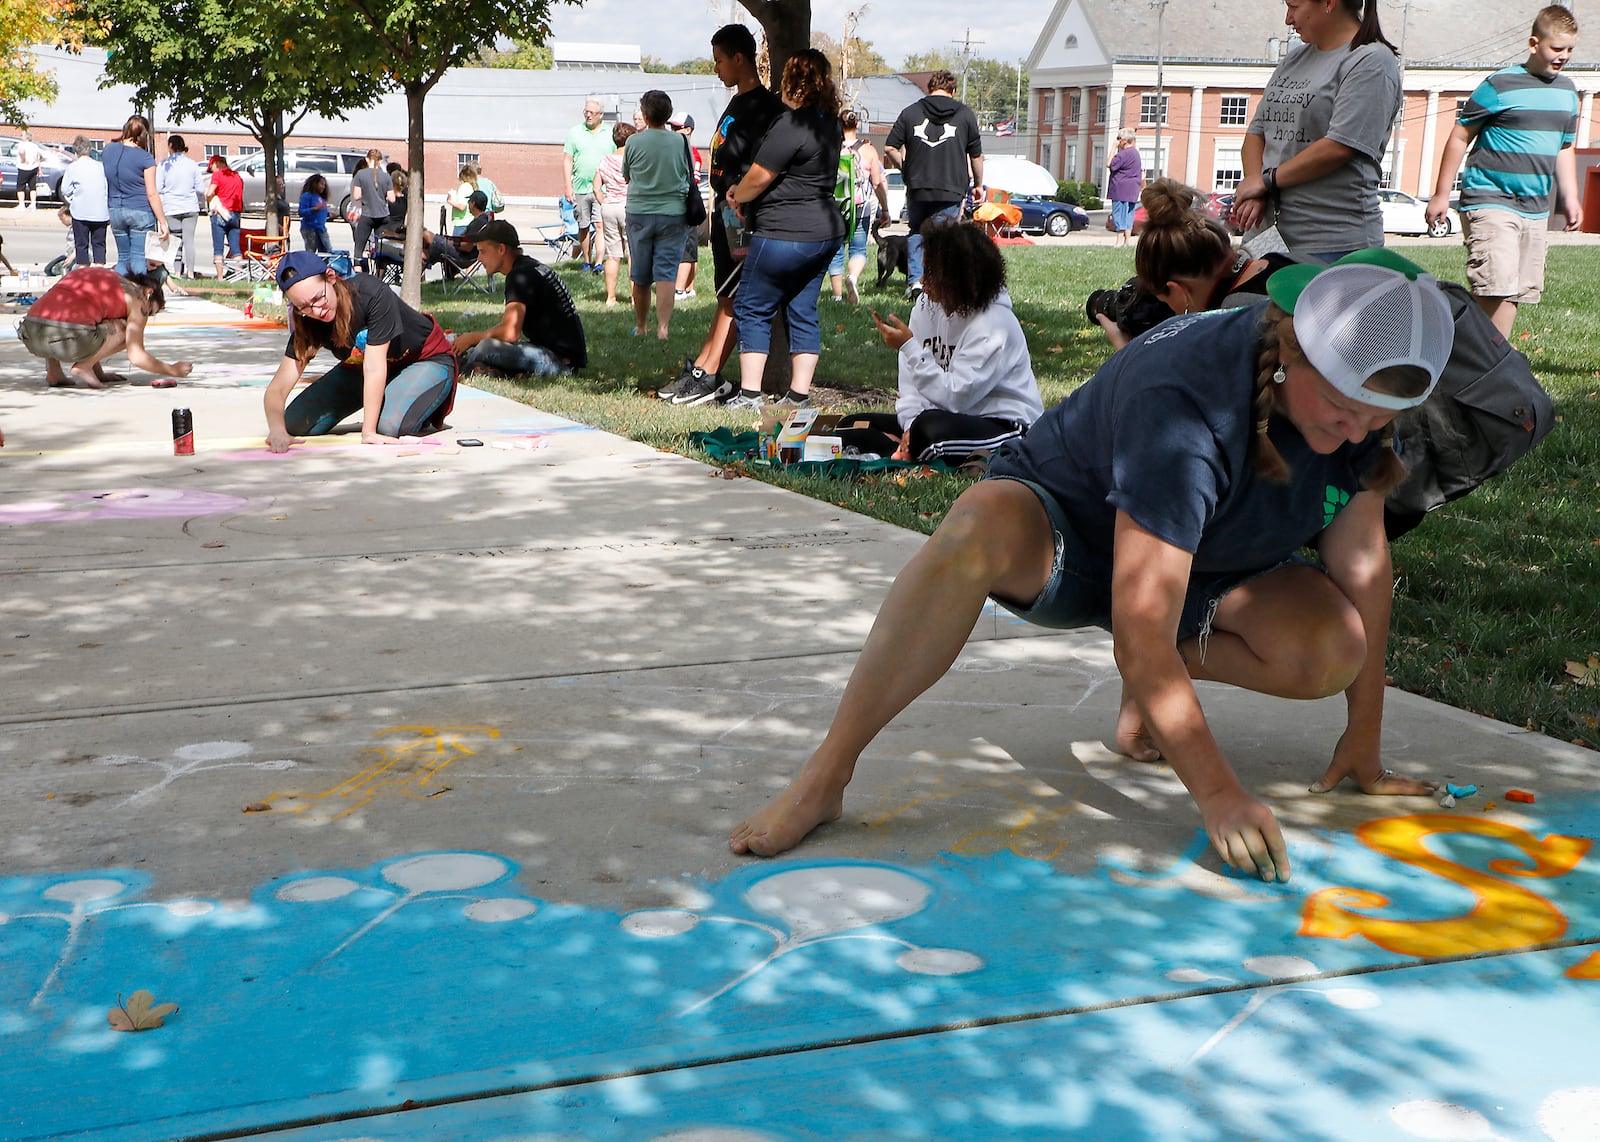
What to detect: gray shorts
<box><xmin>985</xmin><ymin>474</ymin><xmax>1309</xmax><ymax>645</ymax></box>
<box><xmin>573</xmin><ymin>191</ymin><xmax>598</xmax><ymax>229</ymax></box>
<box><xmin>18</xmin><ymin>315</ymin><xmax>114</xmax><ymax>363</ymax></box>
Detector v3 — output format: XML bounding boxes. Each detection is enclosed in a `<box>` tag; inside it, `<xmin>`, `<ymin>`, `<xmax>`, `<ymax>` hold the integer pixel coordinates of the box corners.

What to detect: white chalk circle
<box><xmin>622</xmin><ymin>910</ymin><xmax>701</xmax><ymax>938</ymax></box>
<box><xmin>1242</xmin><ymin>954</ymin><xmax>1320</xmax><ymax>979</ymax></box>
<box><xmin>1389</xmin><ymin>1100</ymin><xmax>1497</xmax><ymax>1140</ymax></box>
<box><xmin>276</xmin><ymin>876</ymin><xmax>360</xmax><ymax>902</ymax></box>
<box><xmin>381</xmin><ymin>853</ymin><xmax>508</xmax><ymax>894</ymax></box>
<box><xmin>43</xmin><ymin>879</ymin><xmax>128</xmax><ymax>905</ymax></box>
<box><xmin>745</xmin><ymin>866</ymin><xmax>930</xmax><ymax>945</ymax></box>
<box><xmin>1540</xmin><ymin>1087</ymin><xmax>1600</xmax><ymax>1142</ymax></box>
<box><xmin>173</xmin><ymin>741</ymin><xmax>253</xmax><ymax>762</ymax></box>
<box><xmin>896</xmin><ymin>947</ymin><xmax>984</xmax><ymax>976</ymax></box>
<box><xmin>163</xmin><ymin>899</ymin><xmax>215</xmax><ymax>917</ymax></box>
<box><xmin>463</xmin><ymin>898</ymin><xmax>537</xmax><ymax>923</ymax></box>
<box><xmin>1320</xmin><ymin>987</ymin><xmax>1381</xmax><ymax>1010</ymax></box>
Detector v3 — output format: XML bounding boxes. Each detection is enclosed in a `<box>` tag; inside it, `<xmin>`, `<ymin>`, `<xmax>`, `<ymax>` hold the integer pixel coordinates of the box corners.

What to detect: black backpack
<box><xmin>1384</xmin><ymin>279</ymin><xmax>1555</xmax><ymax>539</ymax></box>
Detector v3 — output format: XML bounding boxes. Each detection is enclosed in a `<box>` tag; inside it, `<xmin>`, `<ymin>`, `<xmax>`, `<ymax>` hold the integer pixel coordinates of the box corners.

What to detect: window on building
<box><xmin>1219</xmin><ymin>95</ymin><xmax>1249</xmax><ymax>126</ymax></box>
<box><xmin>1094</xmin><ymin>93</ymin><xmax>1106</xmax><ymax>126</ymax></box>
<box><xmin>1214</xmin><ymin>141</ymin><xmax>1244</xmax><ymax>190</ymax></box>
<box><xmin>1065</xmin><ymin>142</ymin><xmax>1079</xmax><ymax>181</ymax></box>
<box><xmin>1041</xmin><ymin>141</ymin><xmax>1054</xmax><ymax>175</ymax></box>
<box><xmin>1139</xmin><ymin>94</ymin><xmax>1168</xmax><ymax>127</ymax></box>
<box><xmin>1066</xmin><ymin>92</ymin><xmax>1081</xmax><ymax>125</ymax></box>
<box><xmin>1041</xmin><ymin>91</ymin><xmax>1057</xmax><ymax>127</ymax></box>
<box><xmin>238</xmin><ymin>145</ymin><xmax>262</xmax><ymax>156</ymax></box>
<box><xmin>204</xmin><ymin>144</ymin><xmax>228</xmax><ymax>159</ymax></box>
<box><xmin>457</xmin><ymin>152</ymin><xmax>480</xmax><ymax>170</ymax></box>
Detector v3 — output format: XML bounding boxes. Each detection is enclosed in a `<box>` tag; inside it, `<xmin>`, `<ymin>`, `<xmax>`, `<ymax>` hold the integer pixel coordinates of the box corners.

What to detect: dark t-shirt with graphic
<box><xmin>990</xmin><ymin>303</ymin><xmax>1383</xmax><ymax>574</ymax></box>
<box><xmin>709</xmin><ymin>84</ymin><xmax>784</xmax><ymax>198</ymax></box>
<box><xmin>504</xmin><ymin>254</ymin><xmax>587</xmax><ymax>369</ymax></box>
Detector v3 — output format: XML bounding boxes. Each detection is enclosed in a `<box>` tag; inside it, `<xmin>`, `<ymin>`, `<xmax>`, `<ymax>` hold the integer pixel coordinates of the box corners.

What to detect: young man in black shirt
<box><xmin>452</xmin><ymin>220</ymin><xmax>587</xmax><ymax>376</ymax></box>
<box><xmin>660</xmin><ymin>23</ymin><xmax>785</xmax><ymax>405</ymax></box>
<box><xmin>885</xmin><ymin>70</ymin><xmax>984</xmax><ymax>298</ymax></box>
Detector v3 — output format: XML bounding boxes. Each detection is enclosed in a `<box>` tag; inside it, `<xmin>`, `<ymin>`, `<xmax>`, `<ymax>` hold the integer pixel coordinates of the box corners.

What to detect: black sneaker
<box><xmin>658</xmin><ymin>358</ymin><xmax>700</xmax><ymax>400</ymax></box>
<box><xmin>672</xmin><ymin>372</ymin><xmax>734</xmax><ymax>407</ymax></box>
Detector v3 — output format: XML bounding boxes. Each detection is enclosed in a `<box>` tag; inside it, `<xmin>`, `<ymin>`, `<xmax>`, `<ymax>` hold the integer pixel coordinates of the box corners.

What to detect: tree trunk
<box><xmin>401</xmin><ymin>82</ymin><xmax>427</xmax><ymax>308</ymax></box>
<box><xmin>738</xmin><ymin>0</ymin><xmax>811</xmax><ymax>85</ymax></box>
<box><xmin>252</xmin><ymin>114</ymin><xmax>283</xmax><ymax>240</ymax></box>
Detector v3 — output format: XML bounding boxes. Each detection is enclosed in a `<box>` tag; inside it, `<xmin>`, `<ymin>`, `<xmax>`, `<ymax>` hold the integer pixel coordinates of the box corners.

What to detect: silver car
<box><xmin>234</xmin><ymin>147</ymin><xmax>372</xmax><ymax>217</ymax></box>
<box><xmin>0</xmin><ymin>136</ymin><xmax>73</xmax><ymax>201</ymax></box>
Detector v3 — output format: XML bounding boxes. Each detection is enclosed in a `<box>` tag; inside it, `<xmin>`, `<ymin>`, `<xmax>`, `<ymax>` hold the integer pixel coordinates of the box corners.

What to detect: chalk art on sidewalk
<box><xmin>0</xmin><ymin>486</ymin><xmax>250</xmax><ymax>524</ymax></box>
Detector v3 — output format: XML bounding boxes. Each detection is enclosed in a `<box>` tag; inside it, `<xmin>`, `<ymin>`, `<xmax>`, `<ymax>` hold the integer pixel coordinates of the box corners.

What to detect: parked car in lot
<box><xmin>882</xmin><ymin>168</ymin><xmax>907</xmax><ymax>223</ymax></box>
<box><xmin>233</xmin><ymin>147</ymin><xmax>371</xmax><ymax>217</ymax></box>
<box><xmin>1009</xmin><ymin>193</ymin><xmax>1089</xmax><ymax>236</ymax></box>
<box><xmin>0</xmin><ymin>136</ymin><xmax>72</xmax><ymax>202</ymax></box>
<box><xmin>1378</xmin><ymin>187</ymin><xmax>1458</xmax><ymax>237</ymax></box>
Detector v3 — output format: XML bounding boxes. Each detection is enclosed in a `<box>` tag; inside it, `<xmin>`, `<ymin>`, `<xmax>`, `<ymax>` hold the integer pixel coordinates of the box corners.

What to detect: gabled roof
<box><xmin>1029</xmin><ymin>0</ymin><xmax>1596</xmax><ymax>72</ymax></box>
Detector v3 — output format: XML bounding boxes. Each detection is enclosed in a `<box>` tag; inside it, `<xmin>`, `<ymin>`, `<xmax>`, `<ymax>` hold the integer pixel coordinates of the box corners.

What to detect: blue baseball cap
<box><xmin>276</xmin><ymin>250</ymin><xmax>332</xmax><ymax>291</ymax></box>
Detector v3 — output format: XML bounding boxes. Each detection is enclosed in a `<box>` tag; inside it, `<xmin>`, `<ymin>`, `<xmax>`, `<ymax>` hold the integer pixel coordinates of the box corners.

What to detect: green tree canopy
<box><xmin>75</xmin><ymin>0</ymin><xmax>389</xmax><ymax>235</ymax></box>
<box><xmin>475</xmin><ymin>38</ymin><xmax>553</xmax><ymax>69</ymax></box>
<box><xmin>0</xmin><ymin>0</ymin><xmax>87</xmax><ymax>126</ymax></box>
<box><xmin>811</xmin><ymin>30</ymin><xmax>886</xmax><ymax>79</ymax></box>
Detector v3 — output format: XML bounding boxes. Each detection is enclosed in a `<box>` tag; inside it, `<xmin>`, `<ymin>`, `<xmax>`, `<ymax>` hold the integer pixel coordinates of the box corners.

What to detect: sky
<box><xmin>544</xmin><ymin>0</ymin><xmax>1046</xmax><ymax>70</ymax></box>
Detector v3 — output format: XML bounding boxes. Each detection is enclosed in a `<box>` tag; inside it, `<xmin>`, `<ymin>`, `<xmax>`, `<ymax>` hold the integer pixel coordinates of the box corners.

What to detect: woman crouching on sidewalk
<box><xmin>263</xmin><ymin>252</ymin><xmax>456</xmax><ymax>453</ymax></box>
<box><xmin>18</xmin><ymin>267</ymin><xmax>192</xmax><ymax>387</ymax></box>
<box><xmin>730</xmin><ymin>254</ymin><xmax>1455</xmax><ymax>883</ymax></box>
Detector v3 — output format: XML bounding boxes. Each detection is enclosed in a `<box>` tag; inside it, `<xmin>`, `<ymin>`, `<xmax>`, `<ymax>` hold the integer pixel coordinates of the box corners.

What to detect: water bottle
<box><xmin>722</xmin><ymin>204</ymin><xmax>748</xmax><ymax>258</ymax></box>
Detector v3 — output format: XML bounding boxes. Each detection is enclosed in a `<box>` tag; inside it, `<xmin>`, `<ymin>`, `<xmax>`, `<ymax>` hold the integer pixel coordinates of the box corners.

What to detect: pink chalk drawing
<box><xmin>0</xmin><ymin>487</ymin><xmax>250</xmax><ymax>524</ymax></box>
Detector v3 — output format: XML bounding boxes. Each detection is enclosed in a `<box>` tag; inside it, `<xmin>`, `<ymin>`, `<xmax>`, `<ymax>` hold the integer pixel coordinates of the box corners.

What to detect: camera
<box><xmin>1084</xmin><ymin>278</ymin><xmax>1176</xmax><ymax>340</ymax></box>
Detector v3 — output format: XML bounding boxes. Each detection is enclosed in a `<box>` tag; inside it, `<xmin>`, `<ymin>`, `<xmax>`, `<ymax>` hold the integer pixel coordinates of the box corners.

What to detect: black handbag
<box><xmin>682</xmin><ymin>136</ymin><xmax>707</xmax><ymax>226</ymax></box>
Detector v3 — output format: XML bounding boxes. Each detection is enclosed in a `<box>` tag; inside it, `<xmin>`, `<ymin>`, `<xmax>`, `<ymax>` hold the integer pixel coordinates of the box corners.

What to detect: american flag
<box><xmin>994</xmin><ymin>118</ymin><xmax>1016</xmax><ymax>137</ymax></box>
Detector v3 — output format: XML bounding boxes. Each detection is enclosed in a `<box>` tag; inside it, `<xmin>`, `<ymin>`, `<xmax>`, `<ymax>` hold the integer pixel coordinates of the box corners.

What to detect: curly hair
<box><xmin>781</xmin><ymin>49</ymin><xmax>840</xmax><ymax>116</ymax></box>
<box><xmin>920</xmin><ymin>221</ymin><xmax>1006</xmax><ymax>319</ymax></box>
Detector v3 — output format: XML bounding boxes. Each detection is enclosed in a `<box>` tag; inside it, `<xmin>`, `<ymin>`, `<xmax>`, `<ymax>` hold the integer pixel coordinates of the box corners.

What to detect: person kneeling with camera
<box><xmin>1088</xmin><ymin>179</ymin><xmax>1294</xmax><ymax>351</ymax></box>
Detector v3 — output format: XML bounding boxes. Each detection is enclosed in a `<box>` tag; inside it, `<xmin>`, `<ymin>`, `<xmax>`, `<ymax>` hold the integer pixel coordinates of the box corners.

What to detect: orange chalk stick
<box><xmin>1505</xmin><ymin>789</ymin><xmax>1536</xmax><ymax>803</ymax></box>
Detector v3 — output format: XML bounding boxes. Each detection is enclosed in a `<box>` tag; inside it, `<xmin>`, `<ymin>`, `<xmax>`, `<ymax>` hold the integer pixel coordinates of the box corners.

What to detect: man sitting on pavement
<box><xmin>452</xmin><ymin>220</ymin><xmax>588</xmax><ymax>377</ymax></box>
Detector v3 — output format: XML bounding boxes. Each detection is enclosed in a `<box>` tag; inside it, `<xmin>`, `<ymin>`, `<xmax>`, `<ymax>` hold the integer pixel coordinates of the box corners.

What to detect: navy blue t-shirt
<box><xmin>989</xmin><ymin>304</ymin><xmax>1383</xmax><ymax>575</ymax></box>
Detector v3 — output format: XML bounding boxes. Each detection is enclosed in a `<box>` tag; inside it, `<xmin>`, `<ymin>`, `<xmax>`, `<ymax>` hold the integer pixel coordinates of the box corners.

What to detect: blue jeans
<box><xmin>459</xmin><ymin>339</ymin><xmax>571</xmax><ymax>377</ymax></box>
<box><xmin>109</xmin><ymin>205</ymin><xmax>157</xmax><ymax>275</ymax></box>
<box><xmin>906</xmin><ymin>200</ymin><xmax>963</xmax><ymax>286</ymax></box>
<box><xmin>284</xmin><ymin>357</ymin><xmax>456</xmax><ymax>438</ymax></box>
<box><xmin>626</xmin><ymin>212</ymin><xmax>689</xmax><ymax>285</ymax></box>
<box><xmin>211</xmin><ymin>213</ymin><xmax>241</xmax><ymax>259</ymax></box>
<box><xmin>734</xmin><ymin>234</ymin><xmax>838</xmax><ymax>355</ymax></box>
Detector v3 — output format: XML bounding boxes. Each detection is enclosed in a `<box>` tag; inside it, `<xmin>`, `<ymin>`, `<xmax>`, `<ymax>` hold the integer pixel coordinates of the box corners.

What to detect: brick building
<box><xmin>1024</xmin><ymin>0</ymin><xmax>1599</xmax><ymax>201</ymax></box>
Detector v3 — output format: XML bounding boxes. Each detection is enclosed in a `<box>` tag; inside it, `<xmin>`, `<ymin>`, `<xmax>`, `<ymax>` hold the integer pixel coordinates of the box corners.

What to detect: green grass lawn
<box><xmin>251</xmin><ymin>242</ymin><xmax>1600</xmax><ymax>751</ymax></box>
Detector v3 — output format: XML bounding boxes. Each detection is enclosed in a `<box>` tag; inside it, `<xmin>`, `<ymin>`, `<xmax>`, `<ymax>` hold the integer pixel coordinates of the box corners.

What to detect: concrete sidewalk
<box><xmin>1</xmin><ymin>298</ymin><xmax>1597</xmax><ymax>1141</ymax></box>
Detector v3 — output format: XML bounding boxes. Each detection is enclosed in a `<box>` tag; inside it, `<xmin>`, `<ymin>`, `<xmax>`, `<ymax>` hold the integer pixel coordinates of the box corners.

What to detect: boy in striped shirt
<box><xmin>1426</xmin><ymin>5</ymin><xmax>1581</xmax><ymax>337</ymax></box>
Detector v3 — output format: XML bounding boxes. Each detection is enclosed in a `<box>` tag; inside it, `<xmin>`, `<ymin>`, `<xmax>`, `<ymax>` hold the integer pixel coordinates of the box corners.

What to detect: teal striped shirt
<box><xmin>1459</xmin><ymin>65</ymin><xmax>1579</xmax><ymax>218</ymax></box>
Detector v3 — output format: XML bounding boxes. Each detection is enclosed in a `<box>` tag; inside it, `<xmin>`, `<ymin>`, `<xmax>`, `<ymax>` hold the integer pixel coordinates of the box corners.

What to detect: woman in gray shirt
<box><xmin>1234</xmin><ymin>0</ymin><xmax>1401</xmax><ymax>261</ymax></box>
<box><xmin>350</xmin><ymin>148</ymin><xmax>394</xmax><ymax>270</ymax></box>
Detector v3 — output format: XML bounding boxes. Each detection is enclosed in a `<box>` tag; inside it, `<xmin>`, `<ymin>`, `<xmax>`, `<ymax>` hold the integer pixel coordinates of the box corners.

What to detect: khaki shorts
<box><xmin>17</xmin><ymin>315</ymin><xmax>115</xmax><ymax>363</ymax></box>
<box><xmin>1461</xmin><ymin>208</ymin><xmax>1548</xmax><ymax>304</ymax></box>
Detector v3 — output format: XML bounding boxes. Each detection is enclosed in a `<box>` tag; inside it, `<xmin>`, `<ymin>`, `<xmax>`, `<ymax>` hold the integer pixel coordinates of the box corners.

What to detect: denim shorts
<box><xmin>828</xmin><ymin>217</ymin><xmax>869</xmax><ymax>276</ymax></box>
<box><xmin>626</xmin><ymin>212</ymin><xmax>688</xmax><ymax>285</ymax></box>
<box><xmin>985</xmin><ymin>475</ymin><xmax>1309</xmax><ymax>646</ymax></box>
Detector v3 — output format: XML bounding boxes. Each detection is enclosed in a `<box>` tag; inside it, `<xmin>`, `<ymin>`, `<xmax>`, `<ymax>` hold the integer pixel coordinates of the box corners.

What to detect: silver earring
<box><xmin>1272</xmin><ymin>364</ymin><xmax>1287</xmax><ymax>385</ymax></box>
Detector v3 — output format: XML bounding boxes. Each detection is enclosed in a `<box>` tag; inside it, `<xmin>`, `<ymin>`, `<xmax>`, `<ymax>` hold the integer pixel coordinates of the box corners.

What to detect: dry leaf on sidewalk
<box><xmin>1565</xmin><ymin>655</ymin><xmax>1600</xmax><ymax>686</ymax></box>
<box><xmin>108</xmin><ymin>990</ymin><xmax>178</xmax><ymax>1032</ymax></box>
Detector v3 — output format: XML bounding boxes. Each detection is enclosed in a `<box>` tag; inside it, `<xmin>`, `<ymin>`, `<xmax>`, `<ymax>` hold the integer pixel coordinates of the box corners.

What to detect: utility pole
<box><xmin>955</xmin><ymin>27</ymin><xmax>983</xmax><ymax>103</ymax></box>
<box><xmin>1153</xmin><ymin>0</ymin><xmax>1168</xmax><ymax>180</ymax></box>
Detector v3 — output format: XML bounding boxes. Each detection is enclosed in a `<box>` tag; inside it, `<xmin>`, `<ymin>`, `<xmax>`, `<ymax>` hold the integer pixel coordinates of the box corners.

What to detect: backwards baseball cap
<box><xmin>475</xmin><ymin>219</ymin><xmax>520</xmax><ymax>247</ymax></box>
<box><xmin>672</xmin><ymin>114</ymin><xmax>695</xmax><ymax>130</ymax></box>
<box><xmin>276</xmin><ymin>250</ymin><xmax>332</xmax><ymax>291</ymax></box>
<box><xmin>1265</xmin><ymin>248</ymin><xmax>1454</xmax><ymax>411</ymax></box>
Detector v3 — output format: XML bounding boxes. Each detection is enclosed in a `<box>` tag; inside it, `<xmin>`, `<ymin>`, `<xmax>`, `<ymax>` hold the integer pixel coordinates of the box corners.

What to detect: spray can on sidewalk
<box><xmin>172</xmin><ymin>408</ymin><xmax>194</xmax><ymax>456</ymax></box>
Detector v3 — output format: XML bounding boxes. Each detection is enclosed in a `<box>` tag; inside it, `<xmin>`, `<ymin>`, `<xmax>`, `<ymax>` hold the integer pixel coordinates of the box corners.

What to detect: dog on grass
<box><xmin>874</xmin><ymin>227</ymin><xmax>908</xmax><ymax>289</ymax></box>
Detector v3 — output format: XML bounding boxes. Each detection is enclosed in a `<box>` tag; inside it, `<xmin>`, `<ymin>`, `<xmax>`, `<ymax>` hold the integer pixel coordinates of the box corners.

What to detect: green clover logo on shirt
<box><xmin>1323</xmin><ymin>485</ymin><xmax>1351</xmax><ymax>528</ymax></box>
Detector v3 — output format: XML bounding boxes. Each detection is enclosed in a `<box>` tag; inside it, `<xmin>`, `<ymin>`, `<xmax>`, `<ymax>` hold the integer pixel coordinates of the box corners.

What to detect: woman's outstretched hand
<box><xmin>1310</xmin><ymin>730</ymin><xmax>1437</xmax><ymax>796</ymax></box>
<box><xmin>872</xmin><ymin>310</ymin><xmax>912</xmax><ymax>351</ymax></box>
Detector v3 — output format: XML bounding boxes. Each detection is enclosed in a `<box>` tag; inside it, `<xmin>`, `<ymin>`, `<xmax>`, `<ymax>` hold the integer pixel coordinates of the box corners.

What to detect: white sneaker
<box><xmin>845</xmin><ymin>274</ymin><xmax>859</xmax><ymax>304</ymax></box>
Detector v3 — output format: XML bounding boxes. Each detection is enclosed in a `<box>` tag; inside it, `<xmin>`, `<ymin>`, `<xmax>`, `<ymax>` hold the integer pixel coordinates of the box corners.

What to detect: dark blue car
<box><xmin>1009</xmin><ymin>194</ymin><xmax>1089</xmax><ymax>237</ymax></box>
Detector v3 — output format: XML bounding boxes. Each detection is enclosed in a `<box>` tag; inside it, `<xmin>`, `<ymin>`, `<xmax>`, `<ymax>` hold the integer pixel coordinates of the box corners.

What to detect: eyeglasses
<box><xmin>291</xmin><ymin>279</ymin><xmax>332</xmax><ymax>317</ymax></box>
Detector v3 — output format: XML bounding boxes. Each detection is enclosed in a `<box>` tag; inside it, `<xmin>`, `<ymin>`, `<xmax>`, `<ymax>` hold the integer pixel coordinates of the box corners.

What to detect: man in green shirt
<box><xmin>564</xmin><ymin>98</ymin><xmax>614</xmax><ymax>271</ymax></box>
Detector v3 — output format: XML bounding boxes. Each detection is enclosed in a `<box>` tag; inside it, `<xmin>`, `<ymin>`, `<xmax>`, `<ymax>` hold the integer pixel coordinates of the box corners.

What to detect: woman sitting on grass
<box><xmin>262</xmin><ymin>252</ymin><xmax>456</xmax><ymax>453</ymax></box>
<box><xmin>850</xmin><ymin>221</ymin><xmax>1042</xmax><ymax>464</ymax></box>
<box><xmin>18</xmin><ymin>267</ymin><xmax>192</xmax><ymax>388</ymax></box>
<box><xmin>730</xmin><ymin>255</ymin><xmax>1455</xmax><ymax>883</ymax></box>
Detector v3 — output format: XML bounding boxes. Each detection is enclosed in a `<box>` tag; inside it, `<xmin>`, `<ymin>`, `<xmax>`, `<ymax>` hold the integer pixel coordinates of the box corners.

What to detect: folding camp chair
<box><xmin>239</xmin><ymin>229</ymin><xmax>286</xmax><ymax>281</ymax></box>
<box><xmin>533</xmin><ymin>196</ymin><xmax>582</xmax><ymax>261</ymax></box>
<box><xmin>446</xmin><ymin>256</ymin><xmax>496</xmax><ymax>296</ymax></box>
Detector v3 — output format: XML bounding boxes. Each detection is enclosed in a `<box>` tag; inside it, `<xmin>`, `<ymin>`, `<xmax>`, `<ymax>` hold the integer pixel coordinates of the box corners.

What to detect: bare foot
<box><xmin>98</xmin><ymin>371</ymin><xmax>128</xmax><ymax>386</ymax></box>
<box><xmin>1309</xmin><ymin>769</ymin><xmax>1437</xmax><ymax>796</ymax></box>
<box><xmin>69</xmin><ymin>365</ymin><xmax>107</xmax><ymax>389</ymax></box>
<box><xmin>728</xmin><ymin>769</ymin><xmax>846</xmax><ymax>857</ymax></box>
<box><xmin>1115</xmin><ymin>685</ymin><xmax>1162</xmax><ymax>762</ymax></box>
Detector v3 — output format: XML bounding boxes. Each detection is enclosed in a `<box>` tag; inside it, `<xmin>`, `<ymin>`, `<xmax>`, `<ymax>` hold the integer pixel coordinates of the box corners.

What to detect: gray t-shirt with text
<box><xmin>1248</xmin><ymin>40</ymin><xmax>1400</xmax><ymax>256</ymax></box>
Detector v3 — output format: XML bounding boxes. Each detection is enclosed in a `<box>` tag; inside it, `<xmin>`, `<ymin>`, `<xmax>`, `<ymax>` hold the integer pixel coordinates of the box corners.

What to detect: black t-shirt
<box><xmin>886</xmin><ymin>95</ymin><xmax>982</xmax><ymax>202</ymax></box>
<box><xmin>505</xmin><ymin>254</ymin><xmax>587</xmax><ymax>369</ymax></box>
<box><xmin>709</xmin><ymin>85</ymin><xmax>784</xmax><ymax>197</ymax></box>
<box><xmin>283</xmin><ymin>273</ymin><xmax>443</xmax><ymax>364</ymax></box>
<box><xmin>748</xmin><ymin>108</ymin><xmax>845</xmax><ymax>242</ymax></box>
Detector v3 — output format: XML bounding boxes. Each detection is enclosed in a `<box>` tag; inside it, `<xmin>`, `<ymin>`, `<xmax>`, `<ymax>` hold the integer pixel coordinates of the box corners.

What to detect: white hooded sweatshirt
<box><xmin>895</xmin><ymin>288</ymin><xmax>1044</xmax><ymax>429</ymax></box>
